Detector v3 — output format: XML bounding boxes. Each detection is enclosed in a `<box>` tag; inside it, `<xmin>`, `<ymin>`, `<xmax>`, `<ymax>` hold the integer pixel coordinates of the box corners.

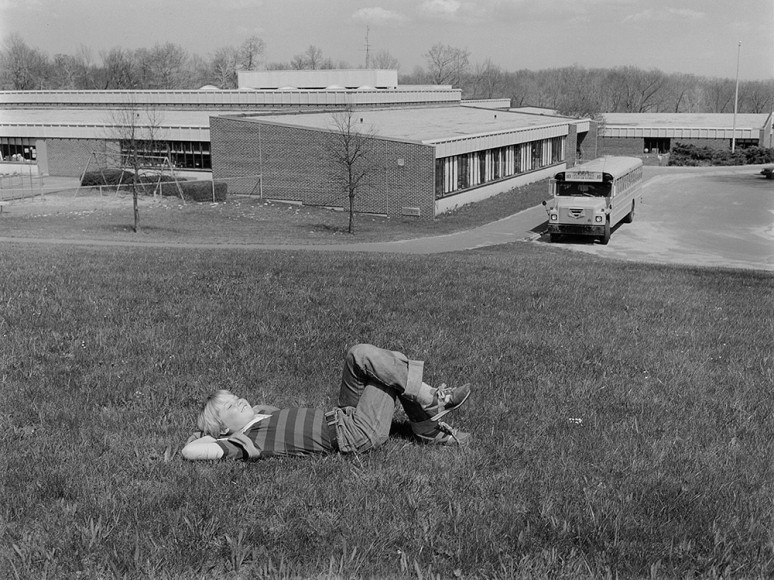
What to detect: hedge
<box><xmin>80</xmin><ymin>170</ymin><xmax>227</xmax><ymax>202</ymax></box>
<box><xmin>669</xmin><ymin>143</ymin><xmax>774</xmax><ymax>167</ymax></box>
<box><xmin>157</xmin><ymin>180</ymin><xmax>227</xmax><ymax>202</ymax></box>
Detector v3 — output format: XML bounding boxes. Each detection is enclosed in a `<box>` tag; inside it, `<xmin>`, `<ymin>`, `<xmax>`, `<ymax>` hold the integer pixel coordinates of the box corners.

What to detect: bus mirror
<box><xmin>542</xmin><ymin>200</ymin><xmax>547</xmax><ymax>206</ymax></box>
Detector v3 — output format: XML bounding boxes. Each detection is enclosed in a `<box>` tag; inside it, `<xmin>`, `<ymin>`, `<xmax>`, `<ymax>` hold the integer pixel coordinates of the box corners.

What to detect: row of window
<box><xmin>1</xmin><ymin>138</ymin><xmax>37</xmax><ymax>163</ymax></box>
<box><xmin>120</xmin><ymin>140</ymin><xmax>212</xmax><ymax>170</ymax></box>
<box><xmin>643</xmin><ymin>137</ymin><xmax>759</xmax><ymax>154</ymax></box>
<box><xmin>615</xmin><ymin>167</ymin><xmax>643</xmax><ymax>193</ymax></box>
<box><xmin>435</xmin><ymin>137</ymin><xmax>565</xmax><ymax>198</ymax></box>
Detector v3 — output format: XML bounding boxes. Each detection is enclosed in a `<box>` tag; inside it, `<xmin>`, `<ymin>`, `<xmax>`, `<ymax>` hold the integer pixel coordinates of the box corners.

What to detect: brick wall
<box><xmin>47</xmin><ymin>138</ymin><xmax>118</xmax><ymax>177</ymax></box>
<box><xmin>579</xmin><ymin>121</ymin><xmax>599</xmax><ymax>160</ymax></box>
<box><xmin>598</xmin><ymin>137</ymin><xmax>644</xmax><ymax>156</ymax></box>
<box><xmin>211</xmin><ymin>117</ymin><xmax>436</xmax><ymax>219</ymax></box>
<box><xmin>566</xmin><ymin>124</ymin><xmax>578</xmax><ymax>167</ymax></box>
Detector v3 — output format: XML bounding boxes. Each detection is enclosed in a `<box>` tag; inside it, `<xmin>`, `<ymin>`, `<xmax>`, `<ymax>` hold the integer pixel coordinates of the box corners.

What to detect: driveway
<box><xmin>544</xmin><ymin>166</ymin><xmax>773</xmax><ymax>271</ymax></box>
<box><xmin>297</xmin><ymin>165</ymin><xmax>773</xmax><ymax>272</ymax></box>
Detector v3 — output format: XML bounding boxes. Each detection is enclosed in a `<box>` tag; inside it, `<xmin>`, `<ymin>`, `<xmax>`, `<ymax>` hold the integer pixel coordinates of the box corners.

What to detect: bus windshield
<box><xmin>555</xmin><ymin>181</ymin><xmax>611</xmax><ymax>197</ymax></box>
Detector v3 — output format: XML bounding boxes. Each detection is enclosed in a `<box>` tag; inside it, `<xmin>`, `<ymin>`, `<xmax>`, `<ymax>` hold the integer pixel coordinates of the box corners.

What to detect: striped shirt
<box><xmin>215</xmin><ymin>408</ymin><xmax>334</xmax><ymax>461</ymax></box>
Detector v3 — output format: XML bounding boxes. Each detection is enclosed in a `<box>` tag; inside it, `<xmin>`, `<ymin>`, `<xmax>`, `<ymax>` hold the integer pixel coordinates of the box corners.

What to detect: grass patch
<box><xmin>0</xmin><ymin>242</ymin><xmax>772</xmax><ymax>579</ymax></box>
<box><xmin>0</xmin><ymin>179</ymin><xmax>551</xmax><ymax>246</ymax></box>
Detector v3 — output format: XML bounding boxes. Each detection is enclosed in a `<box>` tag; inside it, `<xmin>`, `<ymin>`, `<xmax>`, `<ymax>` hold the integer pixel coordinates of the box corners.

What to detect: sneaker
<box><xmin>429</xmin><ymin>383</ymin><xmax>471</xmax><ymax>421</ymax></box>
<box><xmin>414</xmin><ymin>421</ymin><xmax>472</xmax><ymax>446</ymax></box>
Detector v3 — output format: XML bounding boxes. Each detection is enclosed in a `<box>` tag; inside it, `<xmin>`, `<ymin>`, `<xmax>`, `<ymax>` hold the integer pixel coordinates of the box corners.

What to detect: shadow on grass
<box><xmin>389</xmin><ymin>420</ymin><xmax>416</xmax><ymax>442</ymax></box>
<box><xmin>96</xmin><ymin>223</ymin><xmax>184</xmax><ymax>235</ymax></box>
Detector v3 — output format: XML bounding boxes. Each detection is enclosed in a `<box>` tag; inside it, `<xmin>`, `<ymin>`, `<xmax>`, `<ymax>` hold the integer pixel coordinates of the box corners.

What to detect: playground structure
<box><xmin>78</xmin><ymin>151</ymin><xmax>186</xmax><ymax>201</ymax></box>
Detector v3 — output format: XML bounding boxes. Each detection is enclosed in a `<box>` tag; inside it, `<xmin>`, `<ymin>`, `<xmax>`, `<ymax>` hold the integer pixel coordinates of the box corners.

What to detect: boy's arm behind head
<box><xmin>181</xmin><ymin>436</ymin><xmax>224</xmax><ymax>461</ymax></box>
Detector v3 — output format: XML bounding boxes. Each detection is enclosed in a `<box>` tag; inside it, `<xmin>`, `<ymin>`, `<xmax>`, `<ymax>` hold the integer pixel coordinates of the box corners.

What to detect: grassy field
<box><xmin>1</xmin><ymin>183</ymin><xmax>772</xmax><ymax>579</ymax></box>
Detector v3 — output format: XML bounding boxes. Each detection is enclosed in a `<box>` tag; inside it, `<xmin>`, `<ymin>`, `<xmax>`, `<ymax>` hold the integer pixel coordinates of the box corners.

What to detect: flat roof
<box><xmin>238</xmin><ymin>69</ymin><xmax>398</xmax><ymax>89</ymax></box>
<box><xmin>0</xmin><ymin>108</ymin><xmax>216</xmax><ymax>127</ymax></box>
<box><xmin>603</xmin><ymin>112</ymin><xmax>771</xmax><ymax>130</ymax></box>
<box><xmin>232</xmin><ymin>106</ymin><xmax>574</xmax><ymax>144</ymax></box>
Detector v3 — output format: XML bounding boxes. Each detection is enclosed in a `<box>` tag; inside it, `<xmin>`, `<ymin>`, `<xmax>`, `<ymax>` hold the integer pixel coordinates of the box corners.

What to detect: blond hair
<box><xmin>197</xmin><ymin>389</ymin><xmax>235</xmax><ymax>438</ymax></box>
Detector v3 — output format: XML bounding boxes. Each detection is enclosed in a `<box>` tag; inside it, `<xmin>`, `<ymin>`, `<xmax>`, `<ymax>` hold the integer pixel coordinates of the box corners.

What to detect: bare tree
<box><xmin>210</xmin><ymin>46</ymin><xmax>239</xmax><ymax>88</ymax></box>
<box><xmin>553</xmin><ymin>66</ymin><xmax>605</xmax><ymax>118</ymax></box>
<box><xmin>100</xmin><ymin>47</ymin><xmax>135</xmax><ymax>89</ymax></box>
<box><xmin>370</xmin><ymin>49</ymin><xmax>399</xmax><ymax>70</ymax></box>
<box><xmin>151</xmin><ymin>43</ymin><xmax>188</xmax><ymax>89</ymax></box>
<box><xmin>703</xmin><ymin>78</ymin><xmax>736</xmax><ymax>113</ymax></box>
<box><xmin>502</xmin><ymin>69</ymin><xmax>536</xmax><ymax>107</ymax></box>
<box><xmin>238</xmin><ymin>36</ymin><xmax>266</xmax><ymax>71</ymax></box>
<box><xmin>662</xmin><ymin>73</ymin><xmax>699</xmax><ymax>113</ymax></box>
<box><xmin>108</xmin><ymin>102</ymin><xmax>164</xmax><ymax>232</ymax></box>
<box><xmin>326</xmin><ymin>107</ymin><xmax>380</xmax><ymax>234</ymax></box>
<box><xmin>291</xmin><ymin>45</ymin><xmax>334</xmax><ymax>70</ymax></box>
<box><xmin>739</xmin><ymin>80</ymin><xmax>774</xmax><ymax>113</ymax></box>
<box><xmin>424</xmin><ymin>43</ymin><xmax>470</xmax><ymax>87</ymax></box>
<box><xmin>0</xmin><ymin>34</ymin><xmax>49</xmax><ymax>89</ymax></box>
<box><xmin>207</xmin><ymin>37</ymin><xmax>265</xmax><ymax>88</ymax></box>
<box><xmin>472</xmin><ymin>59</ymin><xmax>504</xmax><ymax>99</ymax></box>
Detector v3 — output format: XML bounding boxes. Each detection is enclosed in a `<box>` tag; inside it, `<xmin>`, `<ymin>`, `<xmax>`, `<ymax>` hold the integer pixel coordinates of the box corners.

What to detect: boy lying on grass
<box><xmin>182</xmin><ymin>344</ymin><xmax>471</xmax><ymax>461</ymax></box>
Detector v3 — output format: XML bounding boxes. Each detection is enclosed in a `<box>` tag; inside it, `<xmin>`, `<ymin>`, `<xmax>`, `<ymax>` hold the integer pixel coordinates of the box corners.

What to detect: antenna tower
<box><xmin>365</xmin><ymin>26</ymin><xmax>371</xmax><ymax>68</ymax></box>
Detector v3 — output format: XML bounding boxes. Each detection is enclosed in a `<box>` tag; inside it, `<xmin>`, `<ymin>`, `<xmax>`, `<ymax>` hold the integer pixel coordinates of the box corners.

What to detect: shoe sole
<box><xmin>415</xmin><ymin>430</ymin><xmax>471</xmax><ymax>446</ymax></box>
<box><xmin>428</xmin><ymin>385</ymin><xmax>471</xmax><ymax>422</ymax></box>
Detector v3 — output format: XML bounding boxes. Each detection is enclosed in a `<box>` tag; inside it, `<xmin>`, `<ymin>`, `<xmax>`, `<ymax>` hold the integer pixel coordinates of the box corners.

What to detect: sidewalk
<box><xmin>316</xmin><ymin>205</ymin><xmax>547</xmax><ymax>254</ymax></box>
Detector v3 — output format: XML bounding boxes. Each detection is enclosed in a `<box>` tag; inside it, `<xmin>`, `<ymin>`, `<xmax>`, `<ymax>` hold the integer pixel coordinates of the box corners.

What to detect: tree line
<box><xmin>1</xmin><ymin>34</ymin><xmax>771</xmax><ymax>115</ymax></box>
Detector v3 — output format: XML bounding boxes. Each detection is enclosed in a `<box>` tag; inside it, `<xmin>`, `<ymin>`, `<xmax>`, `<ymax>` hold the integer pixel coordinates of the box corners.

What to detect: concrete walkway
<box><xmin>299</xmin><ymin>205</ymin><xmax>547</xmax><ymax>254</ymax></box>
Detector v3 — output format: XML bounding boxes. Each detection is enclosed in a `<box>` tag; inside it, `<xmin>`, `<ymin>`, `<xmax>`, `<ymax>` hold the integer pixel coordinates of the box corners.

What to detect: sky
<box><xmin>1</xmin><ymin>0</ymin><xmax>772</xmax><ymax>80</ymax></box>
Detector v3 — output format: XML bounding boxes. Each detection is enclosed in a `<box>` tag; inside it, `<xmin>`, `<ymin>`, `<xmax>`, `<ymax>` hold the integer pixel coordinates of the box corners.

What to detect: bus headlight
<box><xmin>594</xmin><ymin>215</ymin><xmax>603</xmax><ymax>223</ymax></box>
<box><xmin>550</xmin><ymin>213</ymin><xmax>558</xmax><ymax>221</ymax></box>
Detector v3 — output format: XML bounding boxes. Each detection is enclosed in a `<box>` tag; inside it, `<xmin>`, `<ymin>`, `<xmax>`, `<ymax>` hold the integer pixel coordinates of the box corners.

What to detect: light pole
<box><xmin>731</xmin><ymin>41</ymin><xmax>741</xmax><ymax>153</ymax></box>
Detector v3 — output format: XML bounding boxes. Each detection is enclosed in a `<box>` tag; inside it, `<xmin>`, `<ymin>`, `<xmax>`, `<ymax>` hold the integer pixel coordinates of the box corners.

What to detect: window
<box><xmin>1</xmin><ymin>138</ymin><xmax>36</xmax><ymax>163</ymax></box>
<box><xmin>531</xmin><ymin>141</ymin><xmax>543</xmax><ymax>169</ymax></box>
<box><xmin>551</xmin><ymin>136</ymin><xmax>564</xmax><ymax>164</ymax></box>
<box><xmin>732</xmin><ymin>139</ymin><xmax>757</xmax><ymax>149</ymax></box>
<box><xmin>120</xmin><ymin>140</ymin><xmax>211</xmax><ymax>170</ymax></box>
<box><xmin>434</xmin><ymin>137</ymin><xmax>567</xmax><ymax>199</ymax></box>
<box><xmin>644</xmin><ymin>137</ymin><xmax>670</xmax><ymax>154</ymax></box>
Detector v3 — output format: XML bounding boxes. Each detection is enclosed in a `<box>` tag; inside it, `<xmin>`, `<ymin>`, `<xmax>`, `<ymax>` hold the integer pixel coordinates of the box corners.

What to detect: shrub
<box><xmin>80</xmin><ymin>171</ymin><xmax>226</xmax><ymax>202</ymax></box>
<box><xmin>669</xmin><ymin>142</ymin><xmax>774</xmax><ymax>167</ymax></box>
<box><xmin>158</xmin><ymin>179</ymin><xmax>228</xmax><ymax>202</ymax></box>
<box><xmin>80</xmin><ymin>169</ymin><xmax>135</xmax><ymax>186</ymax></box>
<box><xmin>745</xmin><ymin>146</ymin><xmax>774</xmax><ymax>165</ymax></box>
<box><xmin>80</xmin><ymin>169</ymin><xmax>182</xmax><ymax>187</ymax></box>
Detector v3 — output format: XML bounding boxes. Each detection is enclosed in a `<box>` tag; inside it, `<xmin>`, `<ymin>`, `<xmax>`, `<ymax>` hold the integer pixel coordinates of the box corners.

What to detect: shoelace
<box><xmin>436</xmin><ymin>421</ymin><xmax>460</xmax><ymax>445</ymax></box>
<box><xmin>435</xmin><ymin>383</ymin><xmax>453</xmax><ymax>406</ymax></box>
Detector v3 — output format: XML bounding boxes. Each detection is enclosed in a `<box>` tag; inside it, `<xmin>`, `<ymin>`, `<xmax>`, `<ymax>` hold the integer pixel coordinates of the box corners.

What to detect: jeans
<box><xmin>332</xmin><ymin>344</ymin><xmax>427</xmax><ymax>453</ymax></box>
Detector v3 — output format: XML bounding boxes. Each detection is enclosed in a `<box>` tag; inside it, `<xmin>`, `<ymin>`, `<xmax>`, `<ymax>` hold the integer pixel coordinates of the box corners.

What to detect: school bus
<box><xmin>542</xmin><ymin>156</ymin><xmax>643</xmax><ymax>244</ymax></box>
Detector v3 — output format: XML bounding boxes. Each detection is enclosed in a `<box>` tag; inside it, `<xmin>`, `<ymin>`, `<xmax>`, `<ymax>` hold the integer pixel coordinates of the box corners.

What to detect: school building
<box><xmin>211</xmin><ymin>106</ymin><xmax>591</xmax><ymax>218</ymax></box>
<box><xmin>0</xmin><ymin>70</ymin><xmax>595</xmax><ymax>219</ymax></box>
<box><xmin>599</xmin><ymin>112</ymin><xmax>774</xmax><ymax>156</ymax></box>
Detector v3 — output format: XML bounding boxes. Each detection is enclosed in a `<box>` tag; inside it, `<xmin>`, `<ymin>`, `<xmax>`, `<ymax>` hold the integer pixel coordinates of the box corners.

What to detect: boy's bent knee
<box><xmin>347</xmin><ymin>343</ymin><xmax>375</xmax><ymax>361</ymax></box>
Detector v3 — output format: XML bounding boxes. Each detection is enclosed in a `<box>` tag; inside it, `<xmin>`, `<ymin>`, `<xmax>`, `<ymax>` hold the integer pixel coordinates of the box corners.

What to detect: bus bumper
<box><xmin>546</xmin><ymin>223</ymin><xmax>605</xmax><ymax>236</ymax></box>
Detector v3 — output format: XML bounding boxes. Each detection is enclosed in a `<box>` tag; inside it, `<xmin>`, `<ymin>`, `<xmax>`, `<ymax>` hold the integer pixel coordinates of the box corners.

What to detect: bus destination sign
<box><xmin>565</xmin><ymin>170</ymin><xmax>603</xmax><ymax>182</ymax></box>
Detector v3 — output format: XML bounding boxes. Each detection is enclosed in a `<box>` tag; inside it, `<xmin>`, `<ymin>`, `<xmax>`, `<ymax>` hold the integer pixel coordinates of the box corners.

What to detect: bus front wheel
<box><xmin>601</xmin><ymin>219</ymin><xmax>611</xmax><ymax>245</ymax></box>
<box><xmin>624</xmin><ymin>201</ymin><xmax>635</xmax><ymax>223</ymax></box>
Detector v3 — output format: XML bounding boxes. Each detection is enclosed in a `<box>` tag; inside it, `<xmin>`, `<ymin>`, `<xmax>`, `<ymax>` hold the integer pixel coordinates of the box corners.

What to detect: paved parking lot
<box><xmin>540</xmin><ymin>166</ymin><xmax>773</xmax><ymax>271</ymax></box>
